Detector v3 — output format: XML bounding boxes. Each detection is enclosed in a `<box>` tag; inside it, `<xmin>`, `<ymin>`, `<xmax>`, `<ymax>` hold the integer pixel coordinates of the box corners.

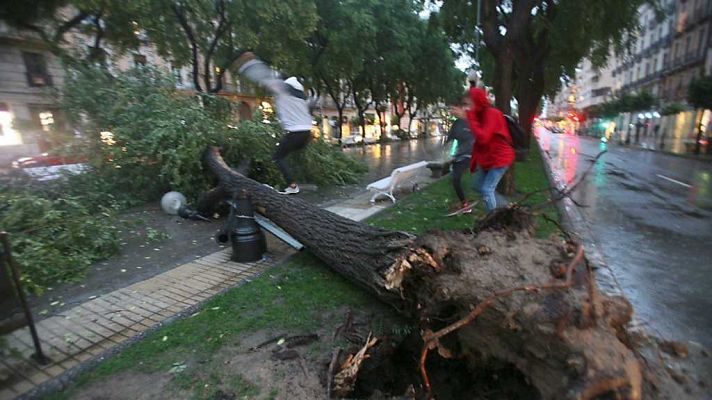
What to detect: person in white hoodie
<box><xmin>236</xmin><ymin>52</ymin><xmax>317</xmax><ymax>194</ymax></box>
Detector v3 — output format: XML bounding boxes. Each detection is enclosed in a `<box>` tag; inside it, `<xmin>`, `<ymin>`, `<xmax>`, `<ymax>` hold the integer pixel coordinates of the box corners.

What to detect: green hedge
<box><xmin>0</xmin><ymin>66</ymin><xmax>365</xmax><ymax>293</ymax></box>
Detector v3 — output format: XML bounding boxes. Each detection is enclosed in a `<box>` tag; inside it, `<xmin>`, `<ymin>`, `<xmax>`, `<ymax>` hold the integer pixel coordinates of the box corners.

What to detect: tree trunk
<box><xmin>493</xmin><ymin>49</ymin><xmax>514</xmax><ymax>114</ymax></box>
<box><xmin>359</xmin><ymin>114</ymin><xmax>367</xmax><ymax>139</ymax></box>
<box><xmin>205</xmin><ymin>147</ymin><xmax>414</xmax><ymax>306</ymax></box>
<box><xmin>497</xmin><ymin>167</ymin><xmax>516</xmax><ymax>196</ymax></box>
<box><xmin>204</xmin><ymin>147</ymin><xmax>645</xmax><ymax>400</ymax></box>
<box><xmin>695</xmin><ymin>109</ymin><xmax>703</xmax><ymax>155</ymax></box>
<box><xmin>516</xmin><ymin>78</ymin><xmax>543</xmax><ymax>150</ymax></box>
<box><xmin>376</xmin><ymin>107</ymin><xmax>387</xmax><ymax>142</ymax></box>
<box><xmin>336</xmin><ymin>106</ymin><xmax>344</xmax><ymax>141</ymax></box>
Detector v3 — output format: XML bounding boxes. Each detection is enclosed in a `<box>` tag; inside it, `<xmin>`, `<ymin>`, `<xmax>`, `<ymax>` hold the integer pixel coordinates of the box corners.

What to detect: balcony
<box><xmin>687</xmin><ymin>5</ymin><xmax>712</xmax><ymax>26</ymax></box>
<box><xmin>660</xmin><ymin>51</ymin><xmax>706</xmax><ymax>75</ymax></box>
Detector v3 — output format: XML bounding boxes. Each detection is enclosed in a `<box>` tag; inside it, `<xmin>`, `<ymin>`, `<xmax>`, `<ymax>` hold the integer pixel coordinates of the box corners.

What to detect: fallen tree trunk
<box><xmin>204</xmin><ymin>147</ymin><xmax>642</xmax><ymax>399</ymax></box>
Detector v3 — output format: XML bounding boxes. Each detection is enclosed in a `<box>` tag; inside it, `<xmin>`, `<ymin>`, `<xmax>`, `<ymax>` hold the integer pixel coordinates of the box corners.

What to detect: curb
<box><xmin>535</xmin><ymin>140</ymin><xmax>625</xmax><ymax>298</ymax></box>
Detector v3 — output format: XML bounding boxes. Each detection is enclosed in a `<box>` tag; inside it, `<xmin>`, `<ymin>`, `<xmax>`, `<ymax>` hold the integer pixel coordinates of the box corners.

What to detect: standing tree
<box><xmin>298</xmin><ymin>0</ymin><xmax>377</xmax><ymax>140</ymax></box>
<box><xmin>440</xmin><ymin>0</ymin><xmax>644</xmax><ymax>142</ymax></box>
<box><xmin>1</xmin><ymin>0</ymin><xmax>318</xmax><ymax>94</ymax></box>
<box><xmin>440</xmin><ymin>0</ymin><xmax>644</xmax><ymax>195</ymax></box>
<box><xmin>0</xmin><ymin>0</ymin><xmax>139</xmax><ymax>62</ymax></box>
<box><xmin>136</xmin><ymin>0</ymin><xmax>317</xmax><ymax>93</ymax></box>
<box><xmin>349</xmin><ymin>73</ymin><xmax>373</xmax><ymax>139</ymax></box>
<box><xmin>395</xmin><ymin>17</ymin><xmax>464</xmax><ymax>135</ymax></box>
<box><xmin>688</xmin><ymin>75</ymin><xmax>712</xmax><ymax>155</ymax></box>
<box><xmin>364</xmin><ymin>0</ymin><xmax>421</xmax><ymax>141</ymax></box>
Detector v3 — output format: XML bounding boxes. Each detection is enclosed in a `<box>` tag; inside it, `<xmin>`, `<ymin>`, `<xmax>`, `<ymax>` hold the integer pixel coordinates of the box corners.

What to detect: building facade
<box><xmin>577</xmin><ymin>57</ymin><xmax>616</xmax><ymax>110</ymax></box>
<box><xmin>0</xmin><ymin>21</ymin><xmax>68</xmax><ymax>165</ymax></box>
<box><xmin>552</xmin><ymin>0</ymin><xmax>712</xmax><ymax>153</ymax></box>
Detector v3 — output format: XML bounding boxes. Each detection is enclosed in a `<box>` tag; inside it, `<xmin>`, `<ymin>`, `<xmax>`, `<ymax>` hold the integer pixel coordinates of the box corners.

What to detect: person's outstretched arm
<box><xmin>235</xmin><ymin>52</ymin><xmax>287</xmax><ymax>96</ymax></box>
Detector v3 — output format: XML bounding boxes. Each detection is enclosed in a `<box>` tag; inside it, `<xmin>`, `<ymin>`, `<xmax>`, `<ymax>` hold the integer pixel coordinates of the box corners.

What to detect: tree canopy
<box><xmin>2</xmin><ymin>0</ymin><xmax>462</xmax><ymax>137</ymax></box>
<box><xmin>688</xmin><ymin>75</ymin><xmax>712</xmax><ymax>111</ymax></box>
<box><xmin>1</xmin><ymin>0</ymin><xmax>319</xmax><ymax>92</ymax></box>
<box><xmin>586</xmin><ymin>91</ymin><xmax>656</xmax><ymax>118</ymax></box>
<box><xmin>439</xmin><ymin>0</ymin><xmax>646</xmax><ymax>139</ymax></box>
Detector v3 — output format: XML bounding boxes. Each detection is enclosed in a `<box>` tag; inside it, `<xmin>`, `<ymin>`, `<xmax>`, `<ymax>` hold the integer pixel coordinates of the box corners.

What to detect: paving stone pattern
<box><xmin>0</xmin><ymin>236</ymin><xmax>292</xmax><ymax>400</ymax></box>
<box><xmin>0</xmin><ymin>188</ymin><xmax>415</xmax><ymax>400</ymax></box>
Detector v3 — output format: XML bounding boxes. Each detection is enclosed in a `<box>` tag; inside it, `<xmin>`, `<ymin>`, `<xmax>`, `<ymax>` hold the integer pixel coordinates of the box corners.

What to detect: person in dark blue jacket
<box><xmin>445</xmin><ymin>95</ymin><xmax>476</xmax><ymax>216</ymax></box>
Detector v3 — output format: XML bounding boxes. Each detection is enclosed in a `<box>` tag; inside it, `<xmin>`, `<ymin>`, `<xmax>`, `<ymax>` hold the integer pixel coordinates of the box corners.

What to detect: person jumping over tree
<box><xmin>236</xmin><ymin>52</ymin><xmax>317</xmax><ymax>194</ymax></box>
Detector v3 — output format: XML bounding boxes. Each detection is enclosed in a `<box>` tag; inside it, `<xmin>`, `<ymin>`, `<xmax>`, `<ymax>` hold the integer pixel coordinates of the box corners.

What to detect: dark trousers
<box><xmin>273</xmin><ymin>130</ymin><xmax>311</xmax><ymax>184</ymax></box>
<box><xmin>451</xmin><ymin>158</ymin><xmax>470</xmax><ymax>202</ymax></box>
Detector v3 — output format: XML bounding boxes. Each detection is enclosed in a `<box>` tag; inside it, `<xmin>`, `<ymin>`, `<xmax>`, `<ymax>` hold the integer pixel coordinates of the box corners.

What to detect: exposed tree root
<box><xmin>332</xmin><ymin>333</ymin><xmax>379</xmax><ymax>397</ymax></box>
<box><xmin>203</xmin><ymin>147</ymin><xmax>696</xmax><ymax>400</ymax></box>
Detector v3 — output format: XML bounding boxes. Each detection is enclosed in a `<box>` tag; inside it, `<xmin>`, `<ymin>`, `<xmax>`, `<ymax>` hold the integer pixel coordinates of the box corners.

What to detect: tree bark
<box><xmin>205</xmin><ymin>147</ymin><xmax>414</xmax><ymax>307</ymax></box>
<box><xmin>375</xmin><ymin>104</ymin><xmax>388</xmax><ymax>142</ymax></box>
<box><xmin>695</xmin><ymin>109</ymin><xmax>704</xmax><ymax>155</ymax></box>
<box><xmin>172</xmin><ymin>4</ymin><xmax>203</xmax><ymax>93</ymax></box>
<box><xmin>204</xmin><ymin>147</ymin><xmax>644</xmax><ymax>399</ymax></box>
<box><xmin>492</xmin><ymin>51</ymin><xmax>514</xmax><ymax>114</ymax></box>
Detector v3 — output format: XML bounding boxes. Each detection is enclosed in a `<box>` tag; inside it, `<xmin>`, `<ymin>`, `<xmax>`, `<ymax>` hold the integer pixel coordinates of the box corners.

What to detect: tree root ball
<box><xmin>387</xmin><ymin>229</ymin><xmax>642</xmax><ymax>400</ymax></box>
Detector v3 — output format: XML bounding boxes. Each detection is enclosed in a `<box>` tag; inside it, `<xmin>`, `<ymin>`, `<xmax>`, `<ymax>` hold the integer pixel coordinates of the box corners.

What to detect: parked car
<box><xmin>341</xmin><ymin>134</ymin><xmax>363</xmax><ymax>146</ymax></box>
<box><xmin>12</xmin><ymin>153</ymin><xmax>86</xmax><ymax>169</ymax></box>
<box><xmin>12</xmin><ymin>153</ymin><xmax>89</xmax><ymax>181</ymax></box>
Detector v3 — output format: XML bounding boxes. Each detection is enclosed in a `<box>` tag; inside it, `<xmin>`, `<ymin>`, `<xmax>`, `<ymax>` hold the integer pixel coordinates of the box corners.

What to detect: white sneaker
<box><xmin>280</xmin><ymin>185</ymin><xmax>300</xmax><ymax>195</ymax></box>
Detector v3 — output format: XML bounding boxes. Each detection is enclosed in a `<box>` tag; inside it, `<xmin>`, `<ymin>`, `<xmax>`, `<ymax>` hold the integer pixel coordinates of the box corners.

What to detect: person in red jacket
<box><xmin>466</xmin><ymin>86</ymin><xmax>515</xmax><ymax>212</ymax></box>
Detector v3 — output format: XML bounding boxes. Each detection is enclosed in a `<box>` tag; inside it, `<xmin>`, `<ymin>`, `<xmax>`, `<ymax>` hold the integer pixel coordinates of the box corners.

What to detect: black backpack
<box><xmin>503</xmin><ymin>114</ymin><xmax>529</xmax><ymax>161</ymax></box>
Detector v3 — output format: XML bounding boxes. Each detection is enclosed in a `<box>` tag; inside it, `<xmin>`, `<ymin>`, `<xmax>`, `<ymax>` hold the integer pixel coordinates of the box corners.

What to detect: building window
<box><xmin>29</xmin><ymin>107</ymin><xmax>65</xmax><ymax>133</ymax></box>
<box><xmin>22</xmin><ymin>52</ymin><xmax>52</xmax><ymax>87</ymax></box>
<box><xmin>133</xmin><ymin>54</ymin><xmax>147</xmax><ymax>67</ymax></box>
<box><xmin>38</xmin><ymin>111</ymin><xmax>54</xmax><ymax>132</ymax></box>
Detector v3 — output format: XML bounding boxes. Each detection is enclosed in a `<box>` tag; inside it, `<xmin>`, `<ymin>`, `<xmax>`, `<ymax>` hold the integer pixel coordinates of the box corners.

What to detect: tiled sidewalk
<box><xmin>0</xmin><ymin>236</ymin><xmax>293</xmax><ymax>400</ymax></box>
<box><xmin>0</xmin><ymin>180</ymin><xmax>426</xmax><ymax>400</ymax></box>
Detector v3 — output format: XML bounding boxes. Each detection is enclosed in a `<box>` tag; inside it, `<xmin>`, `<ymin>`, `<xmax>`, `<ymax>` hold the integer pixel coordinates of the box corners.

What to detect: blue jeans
<box><xmin>473</xmin><ymin>167</ymin><xmax>509</xmax><ymax>212</ymax></box>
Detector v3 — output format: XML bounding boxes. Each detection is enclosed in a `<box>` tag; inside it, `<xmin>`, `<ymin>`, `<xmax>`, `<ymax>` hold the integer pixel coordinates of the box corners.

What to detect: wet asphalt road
<box><xmin>538</xmin><ymin>128</ymin><xmax>712</xmax><ymax>349</ymax></box>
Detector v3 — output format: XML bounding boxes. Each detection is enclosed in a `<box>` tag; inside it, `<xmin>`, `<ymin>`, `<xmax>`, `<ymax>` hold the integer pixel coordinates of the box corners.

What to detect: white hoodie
<box><xmin>238</xmin><ymin>59</ymin><xmax>317</xmax><ymax>133</ymax></box>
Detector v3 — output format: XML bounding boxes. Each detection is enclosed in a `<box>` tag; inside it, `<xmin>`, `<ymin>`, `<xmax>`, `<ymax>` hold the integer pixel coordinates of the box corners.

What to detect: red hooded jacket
<box><xmin>466</xmin><ymin>87</ymin><xmax>515</xmax><ymax>171</ymax></box>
